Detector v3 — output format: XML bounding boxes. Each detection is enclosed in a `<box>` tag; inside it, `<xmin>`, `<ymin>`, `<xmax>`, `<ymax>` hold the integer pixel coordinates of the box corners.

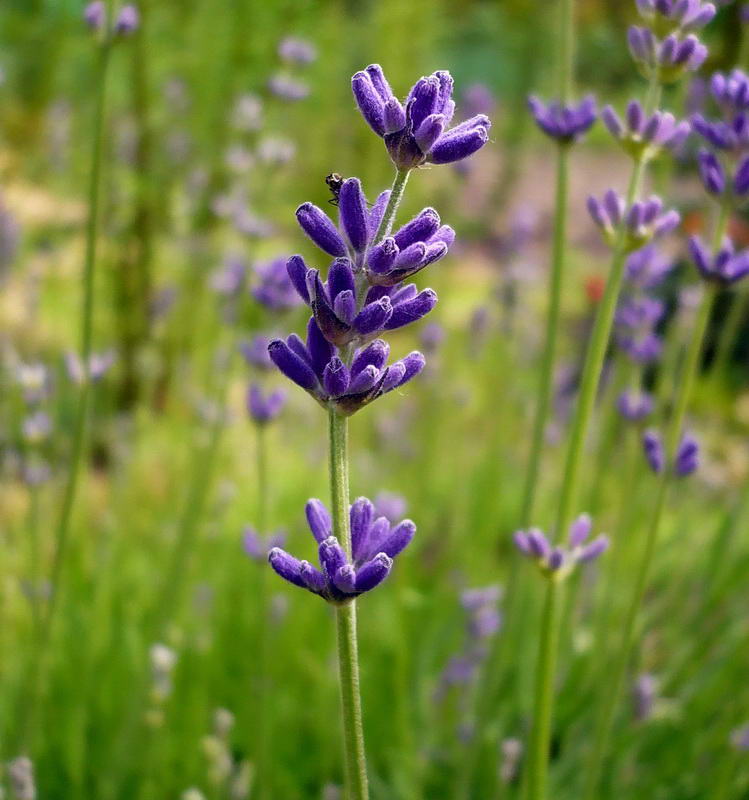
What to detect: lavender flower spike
<box><xmin>643</xmin><ymin>430</ymin><xmax>666</xmax><ymax>473</ymax></box>
<box><xmin>628</xmin><ymin>26</ymin><xmax>708</xmax><ymax>83</ymax></box>
<box><xmin>268</xmin><ymin>318</ymin><xmax>426</xmax><ymax>416</ymax></box>
<box><xmin>514</xmin><ymin>515</ymin><xmax>608</xmax><ymax>579</ymax></box>
<box><xmin>115</xmin><ymin>4</ymin><xmax>140</xmax><ymax>35</ymax></box>
<box><xmin>675</xmin><ymin>434</ymin><xmax>700</xmax><ymax>476</ymax></box>
<box><xmin>617</xmin><ymin>390</ymin><xmax>655</xmax><ymax>422</ymax></box>
<box><xmin>635</xmin><ymin>0</ymin><xmax>716</xmax><ymax>34</ymax></box>
<box><xmin>269</xmin><ymin>497</ymin><xmax>415</xmax><ymax>602</ymax></box>
<box><xmin>601</xmin><ymin>100</ymin><xmax>689</xmax><ymax>160</ymax></box>
<box><xmin>689</xmin><ymin>235</ymin><xmax>749</xmax><ymax>284</ymax></box>
<box><xmin>247</xmin><ymin>383</ymin><xmax>286</xmax><ymax>425</ymax></box>
<box><xmin>528</xmin><ymin>95</ymin><xmax>597</xmax><ymax>144</ymax></box>
<box><xmin>84</xmin><ymin>1</ymin><xmax>105</xmax><ymax>30</ymax></box>
<box><xmin>588</xmin><ymin>190</ymin><xmax>680</xmax><ymax>252</ymax></box>
<box><xmin>352</xmin><ymin>65</ymin><xmax>491</xmax><ymax>169</ymax></box>
<box><xmin>295</xmin><ymin>177</ymin><xmax>454</xmax><ymax>278</ymax></box>
<box><xmin>287</xmin><ymin>256</ymin><xmax>437</xmax><ymax>347</ymax></box>
<box><xmin>252</xmin><ymin>257</ymin><xmax>303</xmax><ymax>311</ymax></box>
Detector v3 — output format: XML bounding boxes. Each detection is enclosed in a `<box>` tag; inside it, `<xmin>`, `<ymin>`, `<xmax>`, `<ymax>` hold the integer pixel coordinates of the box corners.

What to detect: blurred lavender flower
<box><xmin>461</xmin><ymin>585</ymin><xmax>502</xmax><ymax>639</ymax></box>
<box><xmin>633</xmin><ymin>673</ymin><xmax>658</xmax><ymax>721</ymax></box>
<box><xmin>22</xmin><ymin>411</ymin><xmax>52</xmax><ymax>444</ymax></box>
<box><xmin>616</xmin><ymin>296</ymin><xmax>666</xmax><ymax>364</ymax></box>
<box><xmin>65</xmin><ymin>350</ymin><xmax>115</xmax><ymax>384</ymax></box>
<box><xmin>149</xmin><ymin>643</ymin><xmax>177</xmax><ymax>704</ymax></box>
<box><xmin>84</xmin><ymin>1</ymin><xmax>105</xmax><ymax>30</ymax></box>
<box><xmin>352</xmin><ymin>65</ymin><xmax>491</xmax><ymax>168</ymax></box>
<box><xmin>617</xmin><ymin>390</ymin><xmax>655</xmax><ymax>421</ymax></box>
<box><xmin>247</xmin><ymin>383</ymin><xmax>286</xmax><ymax>425</ymax></box>
<box><xmin>210</xmin><ymin>255</ymin><xmax>247</xmax><ymax>296</ymax></box>
<box><xmin>643</xmin><ymin>430</ymin><xmax>700</xmax><ymax>475</ymax></box>
<box><xmin>696</xmin><ymin>149</ymin><xmax>749</xmax><ymax>197</ymax></box>
<box><xmin>628</xmin><ymin>27</ymin><xmax>708</xmax><ymax>82</ymax></box>
<box><xmin>8</xmin><ymin>756</ymin><xmax>36</xmax><ymax>800</ymax></box>
<box><xmin>626</xmin><ymin>244</ymin><xmax>674</xmax><ymax>288</ymax></box>
<box><xmin>514</xmin><ymin>513</ymin><xmax>609</xmax><ymax>578</ymax></box>
<box><xmin>689</xmin><ymin>235</ymin><xmax>749</xmax><ymax>283</ymax></box>
<box><xmin>692</xmin><ymin>113</ymin><xmax>749</xmax><ymax>152</ymax></box>
<box><xmin>601</xmin><ymin>101</ymin><xmax>689</xmax><ymax>159</ymax></box>
<box><xmin>115</xmin><ymin>4</ymin><xmax>139</xmax><ymax>35</ymax></box>
<box><xmin>286</xmin><ymin>255</ymin><xmax>437</xmax><ymax>347</ymax></box>
<box><xmin>243</xmin><ymin>526</ymin><xmax>286</xmax><ymax>563</ymax></box>
<box><xmin>15</xmin><ymin>363</ymin><xmax>48</xmax><ymax>404</ymax></box>
<box><xmin>23</xmin><ymin>459</ymin><xmax>52</xmax><ymax>487</ymax></box>
<box><xmin>500</xmin><ymin>738</ymin><xmax>523</xmax><ymax>785</ymax></box>
<box><xmin>743</xmin><ymin>3</ymin><xmax>749</xmax><ymax>22</ymax></box>
<box><xmin>232</xmin><ymin>94</ymin><xmax>263</xmax><ymax>132</ymax></box>
<box><xmin>252</xmin><ymin>257</ymin><xmax>302</xmax><ymax>311</ymax></box>
<box><xmin>420</xmin><ymin>322</ymin><xmax>445</xmax><ymax>354</ymax></box>
<box><xmin>635</xmin><ymin>0</ymin><xmax>717</xmax><ymax>33</ymax></box>
<box><xmin>462</xmin><ymin>83</ymin><xmax>497</xmax><ymax>117</ymax></box>
<box><xmin>0</xmin><ymin>195</ymin><xmax>20</xmax><ymax>278</ymax></box>
<box><xmin>239</xmin><ymin>335</ymin><xmax>274</xmax><ymax>370</ymax></box>
<box><xmin>149</xmin><ymin>286</ymin><xmax>178</xmax><ymax>322</ymax></box>
<box><xmin>528</xmin><ymin>95</ymin><xmax>597</xmax><ymax>143</ymax></box>
<box><xmin>278</xmin><ymin>36</ymin><xmax>317</xmax><ymax>65</ymax></box>
<box><xmin>268</xmin><ymin>496</ymin><xmax>415</xmax><ymax>602</ymax></box>
<box><xmin>587</xmin><ymin>190</ymin><xmax>680</xmax><ymax>251</ymax></box>
<box><xmin>268</xmin><ymin>74</ymin><xmax>309</xmax><ymax>101</ymax></box>
<box><xmin>731</xmin><ymin>723</ymin><xmax>749</xmax><ymax>750</ymax></box>
<box><xmin>257</xmin><ymin>136</ymin><xmax>296</xmax><ymax>165</ymax></box>
<box><xmin>374</xmin><ymin>491</ymin><xmax>407</xmax><ymax>521</ymax></box>
<box><xmin>294</xmin><ymin>177</ymin><xmax>454</xmax><ymax>281</ymax></box>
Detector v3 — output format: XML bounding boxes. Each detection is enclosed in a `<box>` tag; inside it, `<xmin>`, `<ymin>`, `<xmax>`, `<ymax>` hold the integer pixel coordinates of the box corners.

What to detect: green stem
<box><xmin>524</xmin><ymin>580</ymin><xmax>563</xmax><ymax>800</ymax></box>
<box><xmin>580</xmin><ymin>205</ymin><xmax>729</xmax><ymax>800</ymax></box>
<box><xmin>519</xmin><ymin>143</ymin><xmax>570</xmax><ymax>527</ymax></box>
<box><xmin>255</xmin><ymin>421</ymin><xmax>270</xmax><ymax>800</ymax></box>
<box><xmin>329</xmin><ymin>410</ymin><xmax>368</xmax><ymax>800</ymax></box>
<box><xmin>22</xmin><ymin>37</ymin><xmax>112</xmax><ymax>751</ymax></box>
<box><xmin>373</xmin><ymin>168</ymin><xmax>411</xmax><ymax>245</ymax></box>
<box><xmin>559</xmin><ymin>0</ymin><xmax>574</xmax><ymax>102</ymax></box>
<box><xmin>708</xmin><ymin>286</ymin><xmax>746</xmax><ymax>381</ymax></box>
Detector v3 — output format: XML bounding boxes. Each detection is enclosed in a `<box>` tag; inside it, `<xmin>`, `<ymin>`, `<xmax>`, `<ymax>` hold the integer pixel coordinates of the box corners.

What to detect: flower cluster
<box><xmin>528</xmin><ymin>95</ymin><xmax>597</xmax><ymax>144</ymax></box>
<box><xmin>617</xmin><ymin>390</ymin><xmax>655</xmax><ymax>421</ymax></box>
<box><xmin>251</xmin><ymin>257</ymin><xmax>303</xmax><ymax>311</ymax></box>
<box><xmin>587</xmin><ymin>190</ymin><xmax>680</xmax><ymax>252</ymax></box>
<box><xmin>689</xmin><ymin>236</ymin><xmax>749</xmax><ymax>284</ymax></box>
<box><xmin>513</xmin><ymin>514</ymin><xmax>609</xmax><ymax>579</ymax></box>
<box><xmin>247</xmin><ymin>384</ymin><xmax>286</xmax><ymax>425</ymax></box>
<box><xmin>243</xmin><ymin>526</ymin><xmax>285</xmax><ymax>562</ymax></box>
<box><xmin>352</xmin><ymin>65</ymin><xmax>491</xmax><ymax>169</ymax></box>
<box><xmin>635</xmin><ymin>0</ymin><xmax>716</xmax><ymax>34</ymax></box>
<box><xmin>601</xmin><ymin>100</ymin><xmax>689</xmax><ymax>160</ymax></box>
<box><xmin>642</xmin><ymin>430</ymin><xmax>700</xmax><ymax>475</ymax></box>
<box><xmin>268</xmin><ymin>35</ymin><xmax>316</xmax><ymax>101</ymax></box>
<box><xmin>84</xmin><ymin>1</ymin><xmax>139</xmax><ymax>36</ymax></box>
<box><xmin>269</xmin><ymin>319</ymin><xmax>424</xmax><ymax>416</ymax></box>
<box><xmin>269</xmin><ymin>497</ymin><xmax>415</xmax><ymax>602</ymax></box>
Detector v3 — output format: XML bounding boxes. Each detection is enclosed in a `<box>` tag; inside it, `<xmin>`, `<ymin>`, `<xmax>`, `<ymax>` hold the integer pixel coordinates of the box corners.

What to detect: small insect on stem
<box><xmin>326</xmin><ymin>173</ymin><xmax>344</xmax><ymax>207</ymax></box>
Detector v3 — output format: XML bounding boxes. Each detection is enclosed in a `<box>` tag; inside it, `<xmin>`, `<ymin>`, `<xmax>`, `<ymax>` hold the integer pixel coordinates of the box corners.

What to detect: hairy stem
<box><xmin>329</xmin><ymin>410</ymin><xmax>369</xmax><ymax>800</ymax></box>
<box><xmin>373</xmin><ymin>167</ymin><xmax>411</xmax><ymax>245</ymax></box>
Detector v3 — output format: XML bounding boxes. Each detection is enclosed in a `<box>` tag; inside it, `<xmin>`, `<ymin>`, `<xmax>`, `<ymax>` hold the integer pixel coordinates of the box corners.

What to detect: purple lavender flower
<box><xmin>84</xmin><ymin>1</ymin><xmax>105</xmax><ymax>30</ymax></box>
<box><xmin>643</xmin><ymin>430</ymin><xmax>666</xmax><ymax>473</ymax></box>
<box><xmin>628</xmin><ymin>27</ymin><xmax>708</xmax><ymax>82</ymax></box>
<box><xmin>692</xmin><ymin>113</ymin><xmax>749</xmax><ymax>152</ymax></box>
<box><xmin>268</xmin><ymin>496</ymin><xmax>415</xmax><ymax>602</ymax></box>
<box><xmin>268</xmin><ymin>74</ymin><xmax>309</xmax><ymax>101</ymax></box>
<box><xmin>675</xmin><ymin>433</ymin><xmax>700</xmax><ymax>475</ymax></box>
<box><xmin>240</xmin><ymin>335</ymin><xmax>274</xmax><ymax>370</ymax></box>
<box><xmin>65</xmin><ymin>350</ymin><xmax>115</xmax><ymax>384</ymax></box>
<box><xmin>635</xmin><ymin>0</ymin><xmax>717</xmax><ymax>32</ymax></box>
<box><xmin>374</xmin><ymin>491</ymin><xmax>407</xmax><ymax>522</ymax></box>
<box><xmin>461</xmin><ymin>83</ymin><xmax>497</xmax><ymax>118</ymax></box>
<box><xmin>513</xmin><ymin>514</ymin><xmax>609</xmax><ymax>577</ymax></box>
<box><xmin>601</xmin><ymin>101</ymin><xmax>689</xmax><ymax>159</ymax></box>
<box><xmin>295</xmin><ymin>177</ymin><xmax>454</xmax><ymax>280</ymax></box>
<box><xmin>210</xmin><ymin>255</ymin><xmax>247</xmax><ymax>296</ymax></box>
<box><xmin>286</xmin><ymin>256</ymin><xmax>437</xmax><ymax>347</ymax></box>
<box><xmin>617</xmin><ymin>390</ymin><xmax>655</xmax><ymax>421</ymax></box>
<box><xmin>22</xmin><ymin>411</ymin><xmax>52</xmax><ymax>444</ymax></box>
<box><xmin>419</xmin><ymin>322</ymin><xmax>445</xmax><ymax>354</ymax></box>
<box><xmin>243</xmin><ymin>526</ymin><xmax>286</xmax><ymax>562</ymax></box>
<box><xmin>626</xmin><ymin>245</ymin><xmax>674</xmax><ymax>288</ymax></box>
<box><xmin>633</xmin><ymin>673</ymin><xmax>658</xmax><ymax>721</ymax></box>
<box><xmin>247</xmin><ymin>383</ymin><xmax>286</xmax><ymax>425</ymax></box>
<box><xmin>697</xmin><ymin>149</ymin><xmax>727</xmax><ymax>194</ymax></box>
<box><xmin>268</xmin><ymin>318</ymin><xmax>425</xmax><ymax>416</ymax></box>
<box><xmin>689</xmin><ymin>235</ymin><xmax>749</xmax><ymax>284</ymax></box>
<box><xmin>278</xmin><ymin>36</ymin><xmax>317</xmax><ymax>65</ymax></box>
<box><xmin>115</xmin><ymin>4</ymin><xmax>139</xmax><ymax>35</ymax></box>
<box><xmin>588</xmin><ymin>190</ymin><xmax>680</xmax><ymax>251</ymax></box>
<box><xmin>643</xmin><ymin>430</ymin><xmax>700</xmax><ymax>474</ymax></box>
<box><xmin>731</xmin><ymin>723</ymin><xmax>749</xmax><ymax>751</ymax></box>
<box><xmin>352</xmin><ymin>65</ymin><xmax>491</xmax><ymax>169</ymax></box>
<box><xmin>232</xmin><ymin>94</ymin><xmax>263</xmax><ymax>132</ymax></box>
<box><xmin>460</xmin><ymin>586</ymin><xmax>502</xmax><ymax>639</ymax></box>
<box><xmin>528</xmin><ymin>95</ymin><xmax>597</xmax><ymax>144</ymax></box>
<box><xmin>251</xmin><ymin>257</ymin><xmax>302</xmax><ymax>311</ymax></box>
<box><xmin>743</xmin><ymin>4</ymin><xmax>749</xmax><ymax>23</ymax></box>
<box><xmin>708</xmin><ymin>69</ymin><xmax>749</xmax><ymax>114</ymax></box>
<box><xmin>618</xmin><ymin>332</ymin><xmax>663</xmax><ymax>363</ymax></box>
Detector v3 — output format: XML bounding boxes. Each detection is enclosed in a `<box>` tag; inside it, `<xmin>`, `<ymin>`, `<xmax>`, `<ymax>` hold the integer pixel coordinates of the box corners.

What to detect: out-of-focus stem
<box><xmin>329</xmin><ymin>410</ymin><xmax>369</xmax><ymax>800</ymax></box>
<box><xmin>580</xmin><ymin>203</ymin><xmax>729</xmax><ymax>800</ymax></box>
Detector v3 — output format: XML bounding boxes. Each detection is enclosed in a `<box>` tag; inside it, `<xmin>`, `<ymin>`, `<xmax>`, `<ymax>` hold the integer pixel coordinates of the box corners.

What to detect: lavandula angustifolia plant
<box><xmin>266</xmin><ymin>66</ymin><xmax>489</xmax><ymax>799</ymax></box>
<box><xmin>21</xmin><ymin>0</ymin><xmax>137</xmax><ymax>752</ymax></box>
<box><xmin>581</xmin><ymin>16</ymin><xmax>749</xmax><ymax>800</ymax></box>
<box><xmin>519</xmin><ymin>3</ymin><xmax>711</xmax><ymax>799</ymax></box>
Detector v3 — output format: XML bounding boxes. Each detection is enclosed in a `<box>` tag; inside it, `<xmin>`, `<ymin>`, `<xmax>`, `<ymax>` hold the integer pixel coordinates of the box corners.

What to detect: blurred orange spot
<box><xmin>585</xmin><ymin>275</ymin><xmax>605</xmax><ymax>304</ymax></box>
